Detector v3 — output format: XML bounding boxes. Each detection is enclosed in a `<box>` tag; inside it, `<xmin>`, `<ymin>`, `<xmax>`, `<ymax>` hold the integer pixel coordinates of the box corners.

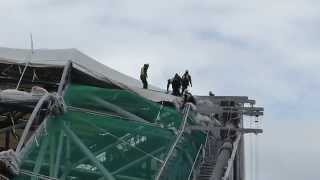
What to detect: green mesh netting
<box><xmin>64</xmin><ymin>84</ymin><xmax>183</xmax><ymax>129</ymax></box>
<box><xmin>14</xmin><ymin>84</ymin><xmax>205</xmax><ymax>180</ymax></box>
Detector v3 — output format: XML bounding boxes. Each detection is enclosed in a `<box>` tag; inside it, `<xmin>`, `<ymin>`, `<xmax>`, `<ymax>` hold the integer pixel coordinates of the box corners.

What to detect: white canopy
<box><xmin>0</xmin><ymin>47</ymin><xmax>180</xmax><ymax>103</ymax></box>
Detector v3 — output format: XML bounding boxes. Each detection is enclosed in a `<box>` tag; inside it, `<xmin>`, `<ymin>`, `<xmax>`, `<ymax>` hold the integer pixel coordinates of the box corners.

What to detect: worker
<box><xmin>140</xmin><ymin>64</ymin><xmax>149</xmax><ymax>89</ymax></box>
<box><xmin>209</xmin><ymin>91</ymin><xmax>215</xmax><ymax>96</ymax></box>
<box><xmin>166</xmin><ymin>78</ymin><xmax>172</xmax><ymax>93</ymax></box>
<box><xmin>182</xmin><ymin>89</ymin><xmax>196</xmax><ymax>109</ymax></box>
<box><xmin>181</xmin><ymin>70</ymin><xmax>192</xmax><ymax>94</ymax></box>
<box><xmin>171</xmin><ymin>73</ymin><xmax>182</xmax><ymax>96</ymax></box>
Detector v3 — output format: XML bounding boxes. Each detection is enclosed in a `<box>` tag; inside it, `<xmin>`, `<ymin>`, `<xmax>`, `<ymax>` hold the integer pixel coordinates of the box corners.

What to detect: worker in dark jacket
<box><xmin>171</xmin><ymin>73</ymin><xmax>182</xmax><ymax>96</ymax></box>
<box><xmin>166</xmin><ymin>78</ymin><xmax>172</xmax><ymax>93</ymax></box>
<box><xmin>181</xmin><ymin>70</ymin><xmax>192</xmax><ymax>94</ymax></box>
<box><xmin>140</xmin><ymin>64</ymin><xmax>149</xmax><ymax>89</ymax></box>
<box><xmin>182</xmin><ymin>89</ymin><xmax>196</xmax><ymax>109</ymax></box>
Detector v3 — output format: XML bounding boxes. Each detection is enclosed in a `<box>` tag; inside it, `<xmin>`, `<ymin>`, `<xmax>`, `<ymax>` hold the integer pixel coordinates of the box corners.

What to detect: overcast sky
<box><xmin>1</xmin><ymin>1</ymin><xmax>319</xmax><ymax>179</ymax></box>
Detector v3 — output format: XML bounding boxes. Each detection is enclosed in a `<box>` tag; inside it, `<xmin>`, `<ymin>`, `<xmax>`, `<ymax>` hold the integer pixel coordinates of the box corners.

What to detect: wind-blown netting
<box><xmin>14</xmin><ymin>84</ymin><xmax>205</xmax><ymax>180</ymax></box>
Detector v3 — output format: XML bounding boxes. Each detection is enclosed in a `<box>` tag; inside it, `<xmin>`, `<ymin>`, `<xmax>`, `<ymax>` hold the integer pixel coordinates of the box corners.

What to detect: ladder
<box><xmin>197</xmin><ymin>134</ymin><xmax>222</xmax><ymax>180</ymax></box>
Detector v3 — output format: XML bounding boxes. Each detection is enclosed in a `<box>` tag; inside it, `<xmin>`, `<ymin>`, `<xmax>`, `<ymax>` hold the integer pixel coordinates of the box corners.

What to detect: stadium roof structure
<box><xmin>0</xmin><ymin>47</ymin><xmax>264</xmax><ymax>180</ymax></box>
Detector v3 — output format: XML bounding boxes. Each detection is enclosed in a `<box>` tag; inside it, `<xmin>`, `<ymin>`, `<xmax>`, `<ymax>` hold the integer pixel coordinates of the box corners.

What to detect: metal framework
<box><xmin>0</xmin><ymin>50</ymin><xmax>264</xmax><ymax>180</ymax></box>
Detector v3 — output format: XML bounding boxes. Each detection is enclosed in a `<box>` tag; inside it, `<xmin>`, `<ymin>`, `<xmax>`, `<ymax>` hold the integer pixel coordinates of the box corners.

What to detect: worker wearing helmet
<box><xmin>140</xmin><ymin>64</ymin><xmax>149</xmax><ymax>89</ymax></box>
<box><xmin>181</xmin><ymin>70</ymin><xmax>192</xmax><ymax>94</ymax></box>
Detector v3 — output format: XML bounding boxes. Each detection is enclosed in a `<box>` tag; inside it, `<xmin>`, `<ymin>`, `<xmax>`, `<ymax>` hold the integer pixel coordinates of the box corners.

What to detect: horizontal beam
<box><xmin>0</xmin><ymin>122</ymin><xmax>26</xmax><ymax>134</ymax></box>
<box><xmin>0</xmin><ymin>75</ymin><xmax>59</xmax><ymax>87</ymax></box>
<box><xmin>187</xmin><ymin>126</ymin><xmax>263</xmax><ymax>134</ymax></box>
<box><xmin>196</xmin><ymin>96</ymin><xmax>255</xmax><ymax>104</ymax></box>
<box><xmin>93</xmin><ymin>98</ymin><xmax>148</xmax><ymax>123</ymax></box>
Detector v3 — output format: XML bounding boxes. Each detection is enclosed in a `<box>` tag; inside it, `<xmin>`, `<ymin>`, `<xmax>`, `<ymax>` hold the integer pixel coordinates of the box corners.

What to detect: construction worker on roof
<box><xmin>181</xmin><ymin>89</ymin><xmax>196</xmax><ymax>109</ymax></box>
<box><xmin>171</xmin><ymin>73</ymin><xmax>182</xmax><ymax>96</ymax></box>
<box><xmin>181</xmin><ymin>70</ymin><xmax>192</xmax><ymax>94</ymax></box>
<box><xmin>140</xmin><ymin>64</ymin><xmax>149</xmax><ymax>89</ymax></box>
<box><xmin>166</xmin><ymin>78</ymin><xmax>172</xmax><ymax>93</ymax></box>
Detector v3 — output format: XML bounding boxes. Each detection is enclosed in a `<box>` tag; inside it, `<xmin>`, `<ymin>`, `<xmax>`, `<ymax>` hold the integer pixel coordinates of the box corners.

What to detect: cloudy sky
<box><xmin>1</xmin><ymin>0</ymin><xmax>319</xmax><ymax>179</ymax></box>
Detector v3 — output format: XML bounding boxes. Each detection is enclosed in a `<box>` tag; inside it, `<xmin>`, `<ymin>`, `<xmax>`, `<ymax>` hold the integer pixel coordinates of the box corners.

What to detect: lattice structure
<box><xmin>0</xmin><ymin>47</ymin><xmax>263</xmax><ymax>180</ymax></box>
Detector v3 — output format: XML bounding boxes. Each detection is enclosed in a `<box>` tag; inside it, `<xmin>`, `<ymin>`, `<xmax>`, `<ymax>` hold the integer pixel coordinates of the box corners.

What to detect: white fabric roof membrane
<box><xmin>0</xmin><ymin>47</ymin><xmax>143</xmax><ymax>88</ymax></box>
<box><xmin>0</xmin><ymin>47</ymin><xmax>180</xmax><ymax>103</ymax></box>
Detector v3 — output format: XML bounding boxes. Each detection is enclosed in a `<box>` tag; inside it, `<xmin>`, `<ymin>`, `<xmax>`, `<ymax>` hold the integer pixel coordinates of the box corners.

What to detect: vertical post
<box><xmin>240</xmin><ymin>104</ymin><xmax>245</xmax><ymax>180</ymax></box>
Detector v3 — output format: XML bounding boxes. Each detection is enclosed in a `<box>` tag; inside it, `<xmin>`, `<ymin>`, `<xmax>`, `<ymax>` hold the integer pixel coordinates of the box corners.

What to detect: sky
<box><xmin>0</xmin><ymin>0</ymin><xmax>319</xmax><ymax>179</ymax></box>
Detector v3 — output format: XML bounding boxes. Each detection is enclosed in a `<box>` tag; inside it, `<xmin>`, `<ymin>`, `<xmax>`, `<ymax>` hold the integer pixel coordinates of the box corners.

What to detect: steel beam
<box><xmin>187</xmin><ymin>126</ymin><xmax>263</xmax><ymax>134</ymax></box>
<box><xmin>17</xmin><ymin>117</ymin><xmax>49</xmax><ymax>160</ymax></box>
<box><xmin>115</xmin><ymin>175</ymin><xmax>147</xmax><ymax>180</ymax></box>
<box><xmin>16</xmin><ymin>93</ymin><xmax>50</xmax><ymax>153</ymax></box>
<box><xmin>0</xmin><ymin>75</ymin><xmax>59</xmax><ymax>87</ymax></box>
<box><xmin>94</xmin><ymin>98</ymin><xmax>148</xmax><ymax>123</ymax></box>
<box><xmin>62</xmin><ymin>123</ymin><xmax>115</xmax><ymax>180</ymax></box>
<box><xmin>57</xmin><ymin>61</ymin><xmax>71</xmax><ymax>96</ymax></box>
